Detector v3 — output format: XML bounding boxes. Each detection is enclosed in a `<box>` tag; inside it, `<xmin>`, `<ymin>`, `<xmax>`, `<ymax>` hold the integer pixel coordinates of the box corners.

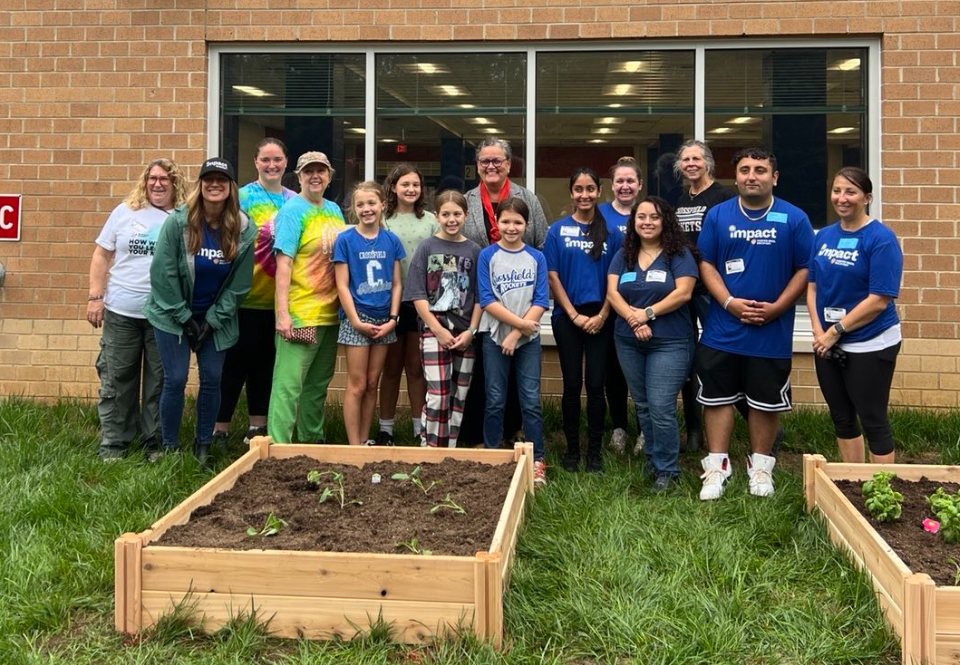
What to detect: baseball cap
<box><xmin>198</xmin><ymin>157</ymin><xmax>237</xmax><ymax>182</ymax></box>
<box><xmin>295</xmin><ymin>151</ymin><xmax>333</xmax><ymax>174</ymax></box>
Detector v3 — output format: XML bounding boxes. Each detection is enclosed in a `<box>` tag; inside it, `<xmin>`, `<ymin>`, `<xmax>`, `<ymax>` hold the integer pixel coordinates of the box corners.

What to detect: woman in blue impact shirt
<box><xmin>545</xmin><ymin>167</ymin><xmax>623</xmax><ymax>473</ymax></box>
<box><xmin>607</xmin><ymin>196</ymin><xmax>698</xmax><ymax>492</ymax></box>
<box><xmin>808</xmin><ymin>167</ymin><xmax>903</xmax><ymax>464</ymax></box>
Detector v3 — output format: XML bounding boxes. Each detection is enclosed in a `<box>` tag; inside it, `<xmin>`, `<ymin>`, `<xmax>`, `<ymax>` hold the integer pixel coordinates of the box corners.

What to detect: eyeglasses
<box><xmin>147</xmin><ymin>177</ymin><xmax>170</xmax><ymax>184</ymax></box>
<box><xmin>478</xmin><ymin>158</ymin><xmax>506</xmax><ymax>168</ymax></box>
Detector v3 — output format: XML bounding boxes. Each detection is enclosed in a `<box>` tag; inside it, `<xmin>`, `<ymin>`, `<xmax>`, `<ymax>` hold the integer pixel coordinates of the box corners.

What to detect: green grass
<box><xmin>2</xmin><ymin>397</ymin><xmax>955</xmax><ymax>664</ymax></box>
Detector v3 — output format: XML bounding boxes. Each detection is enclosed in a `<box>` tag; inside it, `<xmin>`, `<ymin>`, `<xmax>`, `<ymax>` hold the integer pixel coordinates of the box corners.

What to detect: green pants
<box><xmin>267</xmin><ymin>326</ymin><xmax>338</xmax><ymax>444</ymax></box>
<box><xmin>95</xmin><ymin>309</ymin><xmax>163</xmax><ymax>458</ymax></box>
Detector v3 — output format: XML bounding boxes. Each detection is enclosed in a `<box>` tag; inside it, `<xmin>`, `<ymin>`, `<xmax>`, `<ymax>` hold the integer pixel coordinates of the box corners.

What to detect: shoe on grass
<box><xmin>633</xmin><ymin>432</ymin><xmax>645</xmax><ymax>456</ymax></box>
<box><xmin>375</xmin><ymin>430</ymin><xmax>395</xmax><ymax>446</ymax></box>
<box><xmin>212</xmin><ymin>430</ymin><xmax>229</xmax><ymax>448</ymax></box>
<box><xmin>746</xmin><ymin>452</ymin><xmax>776</xmax><ymax>497</ymax></box>
<box><xmin>533</xmin><ymin>459</ymin><xmax>547</xmax><ymax>488</ymax></box>
<box><xmin>561</xmin><ymin>451</ymin><xmax>580</xmax><ymax>472</ymax></box>
<box><xmin>608</xmin><ymin>428</ymin><xmax>627</xmax><ymax>454</ymax></box>
<box><xmin>243</xmin><ymin>426</ymin><xmax>267</xmax><ymax>445</ymax></box>
<box><xmin>585</xmin><ymin>454</ymin><xmax>603</xmax><ymax>473</ymax></box>
<box><xmin>699</xmin><ymin>455</ymin><xmax>732</xmax><ymax>501</ymax></box>
<box><xmin>193</xmin><ymin>441</ymin><xmax>211</xmax><ymax>466</ymax></box>
<box><xmin>652</xmin><ymin>474</ymin><xmax>676</xmax><ymax>493</ymax></box>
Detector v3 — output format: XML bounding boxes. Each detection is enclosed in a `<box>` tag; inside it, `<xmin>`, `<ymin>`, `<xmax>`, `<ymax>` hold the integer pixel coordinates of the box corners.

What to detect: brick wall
<box><xmin>0</xmin><ymin>0</ymin><xmax>958</xmax><ymax>408</ymax></box>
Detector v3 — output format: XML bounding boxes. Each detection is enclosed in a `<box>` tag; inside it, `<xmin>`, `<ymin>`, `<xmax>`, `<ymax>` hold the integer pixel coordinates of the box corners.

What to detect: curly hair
<box><xmin>621</xmin><ymin>196</ymin><xmax>697</xmax><ymax>270</ymax></box>
<box><xmin>124</xmin><ymin>158</ymin><xmax>187</xmax><ymax>211</ymax></box>
<box><xmin>185</xmin><ymin>173</ymin><xmax>242</xmax><ymax>262</ymax></box>
<box><xmin>383</xmin><ymin>163</ymin><xmax>426</xmax><ymax>219</ymax></box>
<box><xmin>350</xmin><ymin>180</ymin><xmax>387</xmax><ymax>228</ymax></box>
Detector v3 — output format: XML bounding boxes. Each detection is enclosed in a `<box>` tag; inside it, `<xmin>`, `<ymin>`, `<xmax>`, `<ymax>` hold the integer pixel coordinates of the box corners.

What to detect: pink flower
<box><xmin>923</xmin><ymin>518</ymin><xmax>940</xmax><ymax>534</ymax></box>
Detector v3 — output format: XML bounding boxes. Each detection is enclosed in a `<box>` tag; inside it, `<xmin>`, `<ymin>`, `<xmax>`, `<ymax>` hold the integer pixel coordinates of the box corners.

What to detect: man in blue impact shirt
<box><xmin>695</xmin><ymin>148</ymin><xmax>814</xmax><ymax>501</ymax></box>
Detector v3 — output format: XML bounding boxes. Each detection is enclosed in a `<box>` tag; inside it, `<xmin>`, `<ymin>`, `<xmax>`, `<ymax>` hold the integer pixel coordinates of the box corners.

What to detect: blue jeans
<box><xmin>482</xmin><ymin>334</ymin><xmax>544</xmax><ymax>460</ymax></box>
<box><xmin>154</xmin><ymin>325</ymin><xmax>226</xmax><ymax>449</ymax></box>
<box><xmin>615</xmin><ymin>334</ymin><xmax>693</xmax><ymax>477</ymax></box>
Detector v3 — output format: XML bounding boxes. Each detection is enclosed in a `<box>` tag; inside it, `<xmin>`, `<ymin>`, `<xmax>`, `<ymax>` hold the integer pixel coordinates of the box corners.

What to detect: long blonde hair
<box><xmin>124</xmin><ymin>158</ymin><xmax>187</xmax><ymax>211</ymax></box>
<box><xmin>350</xmin><ymin>181</ymin><xmax>387</xmax><ymax>228</ymax></box>
<box><xmin>184</xmin><ymin>177</ymin><xmax>242</xmax><ymax>261</ymax></box>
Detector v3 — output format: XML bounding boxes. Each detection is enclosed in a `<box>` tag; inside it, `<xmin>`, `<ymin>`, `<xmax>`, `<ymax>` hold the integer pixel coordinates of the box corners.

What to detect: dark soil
<box><xmin>836</xmin><ymin>477</ymin><xmax>960</xmax><ymax>586</ymax></box>
<box><xmin>158</xmin><ymin>456</ymin><xmax>516</xmax><ymax>557</ymax></box>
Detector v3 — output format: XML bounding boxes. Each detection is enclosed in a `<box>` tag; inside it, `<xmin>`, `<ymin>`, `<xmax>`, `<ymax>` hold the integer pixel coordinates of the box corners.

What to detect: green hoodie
<box><xmin>143</xmin><ymin>205</ymin><xmax>256</xmax><ymax>351</ymax></box>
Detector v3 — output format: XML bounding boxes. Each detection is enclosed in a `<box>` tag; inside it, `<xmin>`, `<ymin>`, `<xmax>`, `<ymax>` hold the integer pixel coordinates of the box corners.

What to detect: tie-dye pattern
<box><xmin>274</xmin><ymin>196</ymin><xmax>347</xmax><ymax>328</ymax></box>
<box><xmin>239</xmin><ymin>181</ymin><xmax>296</xmax><ymax>310</ymax></box>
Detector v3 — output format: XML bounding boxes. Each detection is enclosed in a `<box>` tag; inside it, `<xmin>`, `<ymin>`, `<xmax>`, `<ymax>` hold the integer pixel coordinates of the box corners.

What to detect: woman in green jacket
<box><xmin>144</xmin><ymin>157</ymin><xmax>255</xmax><ymax>463</ymax></box>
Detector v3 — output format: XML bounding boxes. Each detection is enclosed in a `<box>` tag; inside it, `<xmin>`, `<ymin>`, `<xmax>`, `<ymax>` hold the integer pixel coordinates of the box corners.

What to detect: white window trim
<box><xmin>208</xmin><ymin>37</ymin><xmax>880</xmax><ymax>353</ymax></box>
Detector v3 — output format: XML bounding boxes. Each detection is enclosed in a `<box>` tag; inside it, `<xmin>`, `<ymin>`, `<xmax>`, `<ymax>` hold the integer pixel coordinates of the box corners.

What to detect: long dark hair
<box><xmin>568</xmin><ymin>167</ymin><xmax>607</xmax><ymax>261</ymax></box>
<box><xmin>383</xmin><ymin>163</ymin><xmax>427</xmax><ymax>219</ymax></box>
<box><xmin>622</xmin><ymin>196</ymin><xmax>696</xmax><ymax>270</ymax></box>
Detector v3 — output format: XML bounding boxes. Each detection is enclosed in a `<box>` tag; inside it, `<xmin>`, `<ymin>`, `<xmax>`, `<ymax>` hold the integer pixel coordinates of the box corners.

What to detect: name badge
<box><xmin>837</xmin><ymin>238</ymin><xmax>859</xmax><ymax>249</ymax></box>
<box><xmin>619</xmin><ymin>271</ymin><xmax>637</xmax><ymax>284</ymax></box>
<box><xmin>824</xmin><ymin>307</ymin><xmax>846</xmax><ymax>322</ymax></box>
<box><xmin>646</xmin><ymin>270</ymin><xmax>667</xmax><ymax>283</ymax></box>
<box><xmin>560</xmin><ymin>225</ymin><xmax>579</xmax><ymax>237</ymax></box>
<box><xmin>725</xmin><ymin>258</ymin><xmax>745</xmax><ymax>275</ymax></box>
<box><xmin>767</xmin><ymin>212</ymin><xmax>788</xmax><ymax>223</ymax></box>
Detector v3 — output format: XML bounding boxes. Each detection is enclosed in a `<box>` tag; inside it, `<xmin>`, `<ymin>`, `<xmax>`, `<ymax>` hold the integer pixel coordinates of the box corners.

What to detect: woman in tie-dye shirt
<box><xmin>215</xmin><ymin>138</ymin><xmax>295</xmax><ymax>445</ymax></box>
<box><xmin>268</xmin><ymin>150</ymin><xmax>347</xmax><ymax>443</ymax></box>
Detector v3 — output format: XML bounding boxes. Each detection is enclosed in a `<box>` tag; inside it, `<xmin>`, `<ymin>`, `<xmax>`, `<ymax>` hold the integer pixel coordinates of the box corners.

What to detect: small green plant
<box><xmin>396</xmin><ymin>537</ymin><xmax>432</xmax><ymax>556</ymax></box>
<box><xmin>430</xmin><ymin>493</ymin><xmax>466</xmax><ymax>515</ymax></box>
<box><xmin>391</xmin><ymin>465</ymin><xmax>438</xmax><ymax>495</ymax></box>
<box><xmin>861</xmin><ymin>472</ymin><xmax>902</xmax><ymax>523</ymax></box>
<box><xmin>949</xmin><ymin>558</ymin><xmax>960</xmax><ymax>586</ymax></box>
<box><xmin>245</xmin><ymin>512</ymin><xmax>287</xmax><ymax>538</ymax></box>
<box><xmin>307</xmin><ymin>470</ymin><xmax>363</xmax><ymax>510</ymax></box>
<box><xmin>927</xmin><ymin>487</ymin><xmax>960</xmax><ymax>543</ymax></box>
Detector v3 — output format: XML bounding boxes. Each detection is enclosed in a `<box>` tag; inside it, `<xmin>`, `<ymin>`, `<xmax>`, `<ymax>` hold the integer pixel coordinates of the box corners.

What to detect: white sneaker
<box><xmin>746</xmin><ymin>452</ymin><xmax>776</xmax><ymax>497</ymax></box>
<box><xmin>632</xmin><ymin>432</ymin><xmax>645</xmax><ymax>456</ymax></box>
<box><xmin>609</xmin><ymin>428</ymin><xmax>627</xmax><ymax>454</ymax></box>
<box><xmin>533</xmin><ymin>460</ymin><xmax>547</xmax><ymax>489</ymax></box>
<box><xmin>699</xmin><ymin>455</ymin><xmax>732</xmax><ymax>501</ymax></box>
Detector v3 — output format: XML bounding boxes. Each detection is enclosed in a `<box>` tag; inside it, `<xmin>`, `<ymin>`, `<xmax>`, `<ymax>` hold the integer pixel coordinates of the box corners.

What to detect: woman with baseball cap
<box><xmin>144</xmin><ymin>157</ymin><xmax>256</xmax><ymax>464</ymax></box>
<box><xmin>268</xmin><ymin>151</ymin><xmax>348</xmax><ymax>444</ymax></box>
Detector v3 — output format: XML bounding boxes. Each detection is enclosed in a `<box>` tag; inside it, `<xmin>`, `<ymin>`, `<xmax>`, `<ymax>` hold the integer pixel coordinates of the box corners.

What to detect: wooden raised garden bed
<box><xmin>804</xmin><ymin>454</ymin><xmax>960</xmax><ymax>665</ymax></box>
<box><xmin>115</xmin><ymin>438</ymin><xmax>535</xmax><ymax>646</ymax></box>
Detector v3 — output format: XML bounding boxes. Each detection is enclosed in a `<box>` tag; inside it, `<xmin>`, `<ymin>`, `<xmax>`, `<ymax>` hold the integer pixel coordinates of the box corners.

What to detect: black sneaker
<box><xmin>585</xmin><ymin>455</ymin><xmax>603</xmax><ymax>473</ymax></box>
<box><xmin>375</xmin><ymin>430</ymin><xmax>395</xmax><ymax>446</ymax></box>
<box><xmin>243</xmin><ymin>426</ymin><xmax>267</xmax><ymax>445</ymax></box>
<box><xmin>562</xmin><ymin>452</ymin><xmax>580</xmax><ymax>472</ymax></box>
<box><xmin>652</xmin><ymin>474</ymin><xmax>676</xmax><ymax>493</ymax></box>
<box><xmin>193</xmin><ymin>441</ymin><xmax>211</xmax><ymax>467</ymax></box>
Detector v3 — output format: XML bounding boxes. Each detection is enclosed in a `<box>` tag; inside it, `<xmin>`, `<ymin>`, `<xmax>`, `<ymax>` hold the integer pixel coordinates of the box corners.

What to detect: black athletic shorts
<box><xmin>396</xmin><ymin>300</ymin><xmax>420</xmax><ymax>336</ymax></box>
<box><xmin>695</xmin><ymin>345</ymin><xmax>793</xmax><ymax>412</ymax></box>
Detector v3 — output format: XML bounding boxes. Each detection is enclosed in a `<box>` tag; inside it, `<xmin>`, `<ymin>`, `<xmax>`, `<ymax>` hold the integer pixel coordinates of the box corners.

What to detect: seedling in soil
<box><xmin>245</xmin><ymin>512</ymin><xmax>287</xmax><ymax>538</ymax></box>
<box><xmin>307</xmin><ymin>470</ymin><xmax>363</xmax><ymax>510</ymax></box>
<box><xmin>430</xmin><ymin>493</ymin><xmax>466</xmax><ymax>515</ymax></box>
<box><xmin>396</xmin><ymin>537</ymin><xmax>432</xmax><ymax>556</ymax></box>
<box><xmin>928</xmin><ymin>487</ymin><xmax>960</xmax><ymax>543</ymax></box>
<box><xmin>391</xmin><ymin>465</ymin><xmax>438</xmax><ymax>495</ymax></box>
<box><xmin>862</xmin><ymin>471</ymin><xmax>902</xmax><ymax>523</ymax></box>
<box><xmin>950</xmin><ymin>558</ymin><xmax>960</xmax><ymax>586</ymax></box>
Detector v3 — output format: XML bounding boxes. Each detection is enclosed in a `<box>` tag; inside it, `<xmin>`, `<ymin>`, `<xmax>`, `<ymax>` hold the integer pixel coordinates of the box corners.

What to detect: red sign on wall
<box><xmin>0</xmin><ymin>195</ymin><xmax>21</xmax><ymax>241</ymax></box>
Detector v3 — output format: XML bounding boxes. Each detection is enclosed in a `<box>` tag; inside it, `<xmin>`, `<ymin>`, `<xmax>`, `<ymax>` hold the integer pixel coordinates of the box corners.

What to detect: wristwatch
<box><xmin>834</xmin><ymin>322</ymin><xmax>846</xmax><ymax>335</ymax></box>
<box><xmin>389</xmin><ymin>314</ymin><xmax>399</xmax><ymax>322</ymax></box>
<box><xmin>644</xmin><ymin>306</ymin><xmax>657</xmax><ymax>321</ymax></box>
<box><xmin>468</xmin><ymin>326</ymin><xmax>478</xmax><ymax>336</ymax></box>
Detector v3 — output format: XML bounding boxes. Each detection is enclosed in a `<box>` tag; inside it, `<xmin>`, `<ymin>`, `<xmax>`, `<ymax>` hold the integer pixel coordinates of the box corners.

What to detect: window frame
<box><xmin>208</xmin><ymin>38</ymin><xmax>882</xmax><ymax>352</ymax></box>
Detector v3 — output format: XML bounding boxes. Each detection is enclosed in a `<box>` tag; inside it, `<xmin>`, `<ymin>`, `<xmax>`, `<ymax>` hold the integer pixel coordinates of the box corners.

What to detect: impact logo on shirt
<box><xmin>818</xmin><ymin>243</ymin><xmax>860</xmax><ymax>267</ymax></box>
<box><xmin>492</xmin><ymin>267</ymin><xmax>536</xmax><ymax>296</ymax></box>
<box><xmin>563</xmin><ymin>237</ymin><xmax>609</xmax><ymax>254</ymax></box>
<box><xmin>199</xmin><ymin>247</ymin><xmax>229</xmax><ymax>265</ymax></box>
<box><xmin>729</xmin><ymin>225</ymin><xmax>777</xmax><ymax>246</ymax></box>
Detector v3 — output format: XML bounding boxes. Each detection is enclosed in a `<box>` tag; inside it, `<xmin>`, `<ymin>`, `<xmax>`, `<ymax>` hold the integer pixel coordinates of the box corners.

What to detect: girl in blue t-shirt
<box><xmin>607</xmin><ymin>196</ymin><xmax>699</xmax><ymax>491</ymax></box>
<box><xmin>333</xmin><ymin>181</ymin><xmax>405</xmax><ymax>446</ymax></box>
<box><xmin>544</xmin><ymin>167</ymin><xmax>624</xmax><ymax>473</ymax></box>
<box><xmin>807</xmin><ymin>167</ymin><xmax>903</xmax><ymax>464</ymax></box>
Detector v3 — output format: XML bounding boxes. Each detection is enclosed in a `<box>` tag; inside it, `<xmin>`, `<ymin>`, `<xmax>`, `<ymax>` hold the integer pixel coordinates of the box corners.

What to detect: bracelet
<box><xmin>467</xmin><ymin>326</ymin><xmax>478</xmax><ymax>336</ymax></box>
<box><xmin>722</xmin><ymin>296</ymin><xmax>733</xmax><ymax>310</ymax></box>
<box><xmin>88</xmin><ymin>294</ymin><xmax>104</xmax><ymax>301</ymax></box>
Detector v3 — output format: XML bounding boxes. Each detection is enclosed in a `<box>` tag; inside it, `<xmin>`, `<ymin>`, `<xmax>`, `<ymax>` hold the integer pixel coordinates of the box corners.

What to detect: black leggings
<box><xmin>217</xmin><ymin>308</ymin><xmax>276</xmax><ymax>421</ymax></box>
<box><xmin>605</xmin><ymin>336</ymin><xmax>629</xmax><ymax>430</ymax></box>
<box><xmin>553</xmin><ymin>303</ymin><xmax>612</xmax><ymax>456</ymax></box>
<box><xmin>815</xmin><ymin>341</ymin><xmax>900</xmax><ymax>456</ymax></box>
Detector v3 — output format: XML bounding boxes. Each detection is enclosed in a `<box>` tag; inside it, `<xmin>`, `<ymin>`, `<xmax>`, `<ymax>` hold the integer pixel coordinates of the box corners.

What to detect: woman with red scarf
<box><xmin>460</xmin><ymin>138</ymin><xmax>548</xmax><ymax>447</ymax></box>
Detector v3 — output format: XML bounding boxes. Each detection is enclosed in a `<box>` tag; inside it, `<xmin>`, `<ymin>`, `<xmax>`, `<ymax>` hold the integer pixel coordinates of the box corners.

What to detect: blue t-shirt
<box><xmin>697</xmin><ymin>197</ymin><xmax>815</xmax><ymax>359</ymax></box>
<box><xmin>808</xmin><ymin>220</ymin><xmax>902</xmax><ymax>344</ymax></box>
<box><xmin>332</xmin><ymin>226</ymin><xmax>406</xmax><ymax>319</ymax></box>
<box><xmin>544</xmin><ymin>215</ymin><xmax>624</xmax><ymax>320</ymax></box>
<box><xmin>608</xmin><ymin>247</ymin><xmax>699</xmax><ymax>339</ymax></box>
<box><xmin>599</xmin><ymin>202</ymin><xmax>630</xmax><ymax>236</ymax></box>
<box><xmin>477</xmin><ymin>243</ymin><xmax>549</xmax><ymax>347</ymax></box>
<box><xmin>191</xmin><ymin>224</ymin><xmax>232</xmax><ymax>315</ymax></box>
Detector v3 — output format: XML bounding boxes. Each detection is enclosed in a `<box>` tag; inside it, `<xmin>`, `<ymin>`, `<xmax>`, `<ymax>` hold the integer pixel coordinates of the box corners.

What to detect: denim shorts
<box><xmin>338</xmin><ymin>312</ymin><xmax>397</xmax><ymax>346</ymax></box>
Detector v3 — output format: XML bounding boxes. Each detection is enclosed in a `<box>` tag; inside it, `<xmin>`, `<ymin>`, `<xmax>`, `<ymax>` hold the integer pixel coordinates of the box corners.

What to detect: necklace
<box><xmin>738</xmin><ymin>197</ymin><xmax>775</xmax><ymax>222</ymax></box>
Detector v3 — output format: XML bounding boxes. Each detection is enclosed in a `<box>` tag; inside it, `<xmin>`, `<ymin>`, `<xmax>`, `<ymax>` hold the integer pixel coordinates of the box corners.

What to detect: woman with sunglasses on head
<box><xmin>808</xmin><ymin>167</ymin><xmax>903</xmax><ymax>464</ymax></box>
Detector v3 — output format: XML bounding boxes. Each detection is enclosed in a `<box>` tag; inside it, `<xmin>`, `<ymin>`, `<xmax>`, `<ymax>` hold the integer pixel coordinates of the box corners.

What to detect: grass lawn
<box><xmin>2</xmin><ymin>396</ymin><xmax>958</xmax><ymax>664</ymax></box>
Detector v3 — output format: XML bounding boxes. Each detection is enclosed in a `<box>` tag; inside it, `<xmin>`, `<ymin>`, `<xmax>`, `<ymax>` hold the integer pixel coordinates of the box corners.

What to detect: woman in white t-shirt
<box><xmin>86</xmin><ymin>158</ymin><xmax>187</xmax><ymax>461</ymax></box>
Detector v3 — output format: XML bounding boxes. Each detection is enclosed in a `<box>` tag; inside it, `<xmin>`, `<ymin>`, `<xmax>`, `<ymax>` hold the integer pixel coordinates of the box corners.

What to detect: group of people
<box><xmin>87</xmin><ymin>136</ymin><xmax>903</xmax><ymax>499</ymax></box>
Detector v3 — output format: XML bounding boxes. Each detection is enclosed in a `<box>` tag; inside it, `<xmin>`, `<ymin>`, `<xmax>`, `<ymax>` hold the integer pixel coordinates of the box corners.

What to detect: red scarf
<box><xmin>480</xmin><ymin>178</ymin><xmax>511</xmax><ymax>244</ymax></box>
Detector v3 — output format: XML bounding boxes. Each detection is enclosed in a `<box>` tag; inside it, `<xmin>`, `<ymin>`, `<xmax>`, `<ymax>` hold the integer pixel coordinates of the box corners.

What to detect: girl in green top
<box><xmin>376</xmin><ymin>163</ymin><xmax>440</xmax><ymax>445</ymax></box>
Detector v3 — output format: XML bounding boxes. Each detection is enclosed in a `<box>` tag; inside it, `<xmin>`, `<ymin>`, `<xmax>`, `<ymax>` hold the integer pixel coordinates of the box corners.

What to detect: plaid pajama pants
<box><xmin>420</xmin><ymin>331</ymin><xmax>476</xmax><ymax>448</ymax></box>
